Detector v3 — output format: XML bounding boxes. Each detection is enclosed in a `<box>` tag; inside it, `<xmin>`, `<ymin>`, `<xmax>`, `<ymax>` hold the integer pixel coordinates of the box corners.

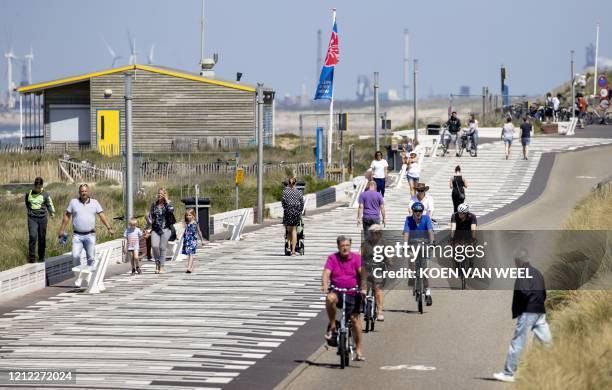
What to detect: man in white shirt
<box><xmin>408</xmin><ymin>182</ymin><xmax>435</xmax><ymax>219</ymax></box>
<box><xmin>552</xmin><ymin>94</ymin><xmax>561</xmax><ymax>122</ymax></box>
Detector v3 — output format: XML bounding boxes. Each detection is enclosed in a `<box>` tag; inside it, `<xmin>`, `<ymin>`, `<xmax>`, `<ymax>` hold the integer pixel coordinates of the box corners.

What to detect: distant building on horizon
<box><xmin>459</xmin><ymin>86</ymin><xmax>470</xmax><ymax>96</ymax></box>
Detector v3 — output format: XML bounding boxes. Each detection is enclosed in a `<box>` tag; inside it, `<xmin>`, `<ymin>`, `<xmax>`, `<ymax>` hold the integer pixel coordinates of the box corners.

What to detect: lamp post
<box><xmin>124</xmin><ymin>73</ymin><xmax>134</xmax><ymax>226</ymax></box>
<box><xmin>256</xmin><ymin>83</ymin><xmax>264</xmax><ymax>224</ymax></box>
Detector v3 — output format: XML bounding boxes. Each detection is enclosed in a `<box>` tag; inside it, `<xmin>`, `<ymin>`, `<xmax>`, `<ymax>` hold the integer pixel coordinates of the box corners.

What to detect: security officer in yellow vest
<box><xmin>25</xmin><ymin>177</ymin><xmax>55</xmax><ymax>263</ymax></box>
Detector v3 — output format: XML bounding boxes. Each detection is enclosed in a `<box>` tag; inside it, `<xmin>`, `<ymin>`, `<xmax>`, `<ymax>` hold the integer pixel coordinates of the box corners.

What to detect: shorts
<box><xmin>503</xmin><ymin>138</ymin><xmax>513</xmax><ymax>145</ymax></box>
<box><xmin>521</xmin><ymin>138</ymin><xmax>530</xmax><ymax>146</ymax></box>
<box><xmin>407</xmin><ymin>175</ymin><xmax>419</xmax><ymax>182</ymax></box>
<box><xmin>362</xmin><ymin>217</ymin><xmax>380</xmax><ymax>232</ymax></box>
<box><xmin>334</xmin><ymin>292</ymin><xmax>362</xmax><ymax>316</ymax></box>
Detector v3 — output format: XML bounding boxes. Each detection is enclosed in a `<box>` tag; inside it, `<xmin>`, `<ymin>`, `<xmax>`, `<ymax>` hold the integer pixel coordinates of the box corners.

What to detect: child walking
<box><xmin>123</xmin><ymin>218</ymin><xmax>143</xmax><ymax>275</ymax></box>
<box><xmin>183</xmin><ymin>210</ymin><xmax>204</xmax><ymax>274</ymax></box>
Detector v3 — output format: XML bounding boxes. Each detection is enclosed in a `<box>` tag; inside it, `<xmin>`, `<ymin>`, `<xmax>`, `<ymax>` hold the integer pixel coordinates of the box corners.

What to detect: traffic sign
<box><xmin>598</xmin><ymin>75</ymin><xmax>608</xmax><ymax>88</ymax></box>
<box><xmin>235</xmin><ymin>168</ymin><xmax>244</xmax><ymax>185</ymax></box>
<box><xmin>600</xmin><ymin>88</ymin><xmax>608</xmax><ymax>98</ymax></box>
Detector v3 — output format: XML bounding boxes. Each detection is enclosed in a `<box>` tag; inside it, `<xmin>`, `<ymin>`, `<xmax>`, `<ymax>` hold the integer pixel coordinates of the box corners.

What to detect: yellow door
<box><xmin>97</xmin><ymin>110</ymin><xmax>120</xmax><ymax>156</ymax></box>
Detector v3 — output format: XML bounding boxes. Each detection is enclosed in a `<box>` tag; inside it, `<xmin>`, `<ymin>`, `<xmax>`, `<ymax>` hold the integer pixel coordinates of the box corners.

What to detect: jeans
<box><xmin>27</xmin><ymin>215</ymin><xmax>47</xmax><ymax>262</ymax></box>
<box><xmin>72</xmin><ymin>233</ymin><xmax>96</xmax><ymax>267</ymax></box>
<box><xmin>151</xmin><ymin>228</ymin><xmax>171</xmax><ymax>267</ymax></box>
<box><xmin>448</xmin><ymin>132</ymin><xmax>460</xmax><ymax>154</ymax></box>
<box><xmin>503</xmin><ymin>313</ymin><xmax>552</xmax><ymax>376</ymax></box>
<box><xmin>362</xmin><ymin>217</ymin><xmax>380</xmax><ymax>232</ymax></box>
<box><xmin>374</xmin><ymin>178</ymin><xmax>386</xmax><ymax>197</ymax></box>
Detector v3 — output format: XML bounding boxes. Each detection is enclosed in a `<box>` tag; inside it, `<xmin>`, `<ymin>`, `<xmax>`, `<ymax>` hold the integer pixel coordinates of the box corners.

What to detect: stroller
<box><xmin>284</xmin><ymin>215</ymin><xmax>305</xmax><ymax>256</ymax></box>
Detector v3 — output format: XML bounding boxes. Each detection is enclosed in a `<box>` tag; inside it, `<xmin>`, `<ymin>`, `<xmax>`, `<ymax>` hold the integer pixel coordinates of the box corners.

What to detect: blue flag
<box><xmin>314</xmin><ymin>18</ymin><xmax>339</xmax><ymax>100</ymax></box>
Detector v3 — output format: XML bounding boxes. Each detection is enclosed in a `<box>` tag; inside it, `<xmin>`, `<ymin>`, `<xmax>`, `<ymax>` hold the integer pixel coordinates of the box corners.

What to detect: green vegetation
<box><xmin>516</xmin><ymin>183</ymin><xmax>612</xmax><ymax>390</ymax></box>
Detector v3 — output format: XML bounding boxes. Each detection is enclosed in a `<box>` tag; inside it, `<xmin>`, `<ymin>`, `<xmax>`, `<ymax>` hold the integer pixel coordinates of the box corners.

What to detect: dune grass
<box><xmin>516</xmin><ymin>183</ymin><xmax>612</xmax><ymax>389</ymax></box>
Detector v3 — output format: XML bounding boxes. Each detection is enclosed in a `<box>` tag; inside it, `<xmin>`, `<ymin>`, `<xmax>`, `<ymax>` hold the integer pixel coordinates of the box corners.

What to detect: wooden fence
<box><xmin>0</xmin><ymin>161</ymin><xmax>61</xmax><ymax>185</ymax></box>
<box><xmin>0</xmin><ymin>159</ymin><xmax>346</xmax><ymax>185</ymax></box>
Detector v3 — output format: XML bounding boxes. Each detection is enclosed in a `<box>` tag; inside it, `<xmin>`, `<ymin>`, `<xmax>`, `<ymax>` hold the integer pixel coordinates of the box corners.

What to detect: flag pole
<box><xmin>327</xmin><ymin>8</ymin><xmax>336</xmax><ymax>166</ymax></box>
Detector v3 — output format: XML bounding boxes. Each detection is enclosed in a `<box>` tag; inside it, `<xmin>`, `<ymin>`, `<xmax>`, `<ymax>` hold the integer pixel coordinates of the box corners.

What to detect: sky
<box><xmin>2</xmin><ymin>0</ymin><xmax>611</xmax><ymax>101</ymax></box>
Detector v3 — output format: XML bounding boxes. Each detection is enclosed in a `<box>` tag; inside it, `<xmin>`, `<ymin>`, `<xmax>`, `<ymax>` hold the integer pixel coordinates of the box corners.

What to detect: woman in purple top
<box><xmin>357</xmin><ymin>181</ymin><xmax>386</xmax><ymax>231</ymax></box>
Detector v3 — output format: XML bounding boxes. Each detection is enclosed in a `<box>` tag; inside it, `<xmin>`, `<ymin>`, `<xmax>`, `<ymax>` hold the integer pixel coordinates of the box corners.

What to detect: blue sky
<box><xmin>2</xmin><ymin>0</ymin><xmax>611</xmax><ymax>100</ymax></box>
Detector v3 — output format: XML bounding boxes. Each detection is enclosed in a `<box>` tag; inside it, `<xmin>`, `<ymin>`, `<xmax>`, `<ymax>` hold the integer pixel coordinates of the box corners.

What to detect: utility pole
<box><xmin>413</xmin><ymin>59</ymin><xmax>418</xmax><ymax>142</ymax></box>
<box><xmin>482</xmin><ymin>86</ymin><xmax>486</xmax><ymax>123</ymax></box>
<box><xmin>373</xmin><ymin>71</ymin><xmax>380</xmax><ymax>152</ymax></box>
<box><xmin>256</xmin><ymin>83</ymin><xmax>264</xmax><ymax>224</ymax></box>
<box><xmin>299</xmin><ymin>113</ymin><xmax>303</xmax><ymax>151</ymax></box>
<box><xmin>403</xmin><ymin>29</ymin><xmax>410</xmax><ymax>100</ymax></box>
<box><xmin>124</xmin><ymin>73</ymin><xmax>134</xmax><ymax>226</ymax></box>
<box><xmin>571</xmin><ymin>50</ymin><xmax>576</xmax><ymax>120</ymax></box>
<box><xmin>594</xmin><ymin>23</ymin><xmax>600</xmax><ymax>95</ymax></box>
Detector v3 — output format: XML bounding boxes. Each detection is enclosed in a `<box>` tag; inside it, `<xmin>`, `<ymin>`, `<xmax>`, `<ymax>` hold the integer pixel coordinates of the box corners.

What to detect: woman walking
<box><xmin>183</xmin><ymin>210</ymin><xmax>204</xmax><ymax>274</ymax></box>
<box><xmin>501</xmin><ymin>117</ymin><xmax>515</xmax><ymax>160</ymax></box>
<box><xmin>146</xmin><ymin>188</ymin><xmax>176</xmax><ymax>274</ymax></box>
<box><xmin>370</xmin><ymin>151</ymin><xmax>389</xmax><ymax>197</ymax></box>
<box><xmin>404</xmin><ymin>151</ymin><xmax>420</xmax><ymax>196</ymax></box>
<box><xmin>449</xmin><ymin>165</ymin><xmax>469</xmax><ymax>213</ymax></box>
<box><xmin>282</xmin><ymin>177</ymin><xmax>304</xmax><ymax>256</ymax></box>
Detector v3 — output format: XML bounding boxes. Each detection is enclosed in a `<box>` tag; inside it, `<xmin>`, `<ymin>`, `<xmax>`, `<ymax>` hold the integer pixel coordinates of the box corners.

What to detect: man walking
<box><xmin>25</xmin><ymin>177</ymin><xmax>55</xmax><ymax>263</ymax></box>
<box><xmin>357</xmin><ymin>180</ymin><xmax>386</xmax><ymax>232</ymax></box>
<box><xmin>494</xmin><ymin>248</ymin><xmax>552</xmax><ymax>383</ymax></box>
<box><xmin>446</xmin><ymin>111</ymin><xmax>462</xmax><ymax>157</ymax></box>
<box><xmin>519</xmin><ymin>117</ymin><xmax>532</xmax><ymax>160</ymax></box>
<box><xmin>58</xmin><ymin>184</ymin><xmax>115</xmax><ymax>271</ymax></box>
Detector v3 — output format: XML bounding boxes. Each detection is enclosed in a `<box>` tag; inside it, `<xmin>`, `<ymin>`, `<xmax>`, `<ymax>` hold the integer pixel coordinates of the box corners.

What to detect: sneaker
<box><xmin>136</xmin><ymin>267</ymin><xmax>142</xmax><ymax>274</ymax></box>
<box><xmin>493</xmin><ymin>372</ymin><xmax>515</xmax><ymax>383</ymax></box>
<box><xmin>159</xmin><ymin>267</ymin><xmax>166</xmax><ymax>274</ymax></box>
<box><xmin>131</xmin><ymin>269</ymin><xmax>136</xmax><ymax>276</ymax></box>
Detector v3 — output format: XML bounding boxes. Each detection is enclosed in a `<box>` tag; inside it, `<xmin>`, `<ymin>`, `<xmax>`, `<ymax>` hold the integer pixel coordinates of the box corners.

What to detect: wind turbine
<box><xmin>4</xmin><ymin>47</ymin><xmax>18</xmax><ymax>109</ymax></box>
<box><xmin>101</xmin><ymin>35</ymin><xmax>122</xmax><ymax>67</ymax></box>
<box><xmin>127</xmin><ymin>30</ymin><xmax>138</xmax><ymax>65</ymax></box>
<box><xmin>147</xmin><ymin>44</ymin><xmax>155</xmax><ymax>65</ymax></box>
<box><xmin>24</xmin><ymin>46</ymin><xmax>33</xmax><ymax>85</ymax></box>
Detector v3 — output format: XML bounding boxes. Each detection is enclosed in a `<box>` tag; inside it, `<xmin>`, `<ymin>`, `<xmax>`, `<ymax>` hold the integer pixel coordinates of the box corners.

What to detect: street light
<box><xmin>124</xmin><ymin>72</ymin><xmax>134</xmax><ymax>226</ymax></box>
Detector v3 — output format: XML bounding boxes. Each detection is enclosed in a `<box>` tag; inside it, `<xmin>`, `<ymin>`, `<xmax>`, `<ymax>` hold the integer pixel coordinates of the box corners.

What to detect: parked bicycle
<box><xmin>330</xmin><ymin>285</ymin><xmax>360</xmax><ymax>368</ymax></box>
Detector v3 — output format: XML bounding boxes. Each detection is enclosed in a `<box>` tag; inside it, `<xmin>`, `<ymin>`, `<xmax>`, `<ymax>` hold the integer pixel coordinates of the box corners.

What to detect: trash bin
<box><xmin>282</xmin><ymin>180</ymin><xmax>306</xmax><ymax>195</ymax></box>
<box><xmin>181</xmin><ymin>197</ymin><xmax>211</xmax><ymax>240</ymax></box>
<box><xmin>384</xmin><ymin>145</ymin><xmax>403</xmax><ymax>172</ymax></box>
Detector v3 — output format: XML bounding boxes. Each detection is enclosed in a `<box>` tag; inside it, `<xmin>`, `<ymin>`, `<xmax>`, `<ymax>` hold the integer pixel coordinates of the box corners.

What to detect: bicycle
<box><xmin>409</xmin><ymin>239</ymin><xmax>428</xmax><ymax>314</ymax></box>
<box><xmin>437</xmin><ymin>128</ymin><xmax>451</xmax><ymax>157</ymax></box>
<box><xmin>457</xmin><ymin>130</ymin><xmax>477</xmax><ymax>158</ymax></box>
<box><xmin>330</xmin><ymin>285</ymin><xmax>360</xmax><ymax>368</ymax></box>
<box><xmin>451</xmin><ymin>238</ymin><xmax>473</xmax><ymax>290</ymax></box>
<box><xmin>363</xmin><ymin>284</ymin><xmax>377</xmax><ymax>333</ymax></box>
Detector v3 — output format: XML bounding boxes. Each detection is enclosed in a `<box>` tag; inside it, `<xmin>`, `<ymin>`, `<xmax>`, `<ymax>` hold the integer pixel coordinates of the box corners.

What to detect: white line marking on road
<box><xmin>380</xmin><ymin>364</ymin><xmax>436</xmax><ymax>371</ymax></box>
<box><xmin>575</xmin><ymin>175</ymin><xmax>597</xmax><ymax>179</ymax></box>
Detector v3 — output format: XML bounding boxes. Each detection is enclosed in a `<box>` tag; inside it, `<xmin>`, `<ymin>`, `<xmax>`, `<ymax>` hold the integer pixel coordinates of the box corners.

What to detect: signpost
<box><xmin>235</xmin><ymin>151</ymin><xmax>243</xmax><ymax>210</ymax></box>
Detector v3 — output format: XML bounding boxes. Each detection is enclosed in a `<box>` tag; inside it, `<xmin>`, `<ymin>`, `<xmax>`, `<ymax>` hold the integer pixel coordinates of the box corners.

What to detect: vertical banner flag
<box><xmin>314</xmin><ymin>14</ymin><xmax>339</xmax><ymax>100</ymax></box>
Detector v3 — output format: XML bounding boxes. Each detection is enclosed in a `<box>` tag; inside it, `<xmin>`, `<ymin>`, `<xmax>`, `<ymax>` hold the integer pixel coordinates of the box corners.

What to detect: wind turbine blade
<box><xmin>148</xmin><ymin>44</ymin><xmax>155</xmax><ymax>64</ymax></box>
<box><xmin>101</xmin><ymin>34</ymin><xmax>116</xmax><ymax>58</ymax></box>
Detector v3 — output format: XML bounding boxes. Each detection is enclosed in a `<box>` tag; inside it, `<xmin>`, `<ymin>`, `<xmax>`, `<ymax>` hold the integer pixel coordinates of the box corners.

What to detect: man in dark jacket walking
<box><xmin>446</xmin><ymin>111</ymin><xmax>462</xmax><ymax>156</ymax></box>
<box><xmin>25</xmin><ymin>177</ymin><xmax>55</xmax><ymax>262</ymax></box>
<box><xmin>493</xmin><ymin>248</ymin><xmax>552</xmax><ymax>382</ymax></box>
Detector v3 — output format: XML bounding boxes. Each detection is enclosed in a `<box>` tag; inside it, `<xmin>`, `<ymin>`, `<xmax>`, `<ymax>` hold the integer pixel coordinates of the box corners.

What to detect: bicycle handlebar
<box><xmin>329</xmin><ymin>285</ymin><xmax>360</xmax><ymax>292</ymax></box>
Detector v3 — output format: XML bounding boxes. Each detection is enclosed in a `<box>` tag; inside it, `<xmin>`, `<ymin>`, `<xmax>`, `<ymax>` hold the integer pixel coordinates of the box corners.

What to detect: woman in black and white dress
<box><xmin>282</xmin><ymin>177</ymin><xmax>304</xmax><ymax>256</ymax></box>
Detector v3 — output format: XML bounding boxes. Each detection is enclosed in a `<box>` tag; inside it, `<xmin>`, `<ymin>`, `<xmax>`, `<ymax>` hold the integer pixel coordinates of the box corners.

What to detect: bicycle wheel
<box><xmin>370</xmin><ymin>300</ymin><xmax>376</xmax><ymax>332</ymax></box>
<box><xmin>338</xmin><ymin>333</ymin><xmax>346</xmax><ymax>369</ymax></box>
<box><xmin>457</xmin><ymin>143</ymin><xmax>464</xmax><ymax>157</ymax></box>
<box><xmin>364</xmin><ymin>301</ymin><xmax>372</xmax><ymax>333</ymax></box>
<box><xmin>460</xmin><ymin>260</ymin><xmax>467</xmax><ymax>290</ymax></box>
<box><xmin>417</xmin><ymin>292</ymin><xmax>423</xmax><ymax>314</ymax></box>
<box><xmin>345</xmin><ymin>329</ymin><xmax>352</xmax><ymax>367</ymax></box>
<box><xmin>605</xmin><ymin>112</ymin><xmax>612</xmax><ymax>125</ymax></box>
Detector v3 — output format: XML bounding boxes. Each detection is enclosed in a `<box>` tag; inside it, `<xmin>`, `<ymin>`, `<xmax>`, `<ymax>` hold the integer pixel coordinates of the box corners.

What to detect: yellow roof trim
<box><xmin>17</xmin><ymin>64</ymin><xmax>256</xmax><ymax>93</ymax></box>
<box><xmin>16</xmin><ymin>65</ymin><xmax>135</xmax><ymax>93</ymax></box>
<box><xmin>135</xmin><ymin>65</ymin><xmax>256</xmax><ymax>92</ymax></box>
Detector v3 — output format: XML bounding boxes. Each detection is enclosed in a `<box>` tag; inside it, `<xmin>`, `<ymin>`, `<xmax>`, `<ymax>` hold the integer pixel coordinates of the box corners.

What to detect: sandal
<box><xmin>355</xmin><ymin>354</ymin><xmax>366</xmax><ymax>361</ymax></box>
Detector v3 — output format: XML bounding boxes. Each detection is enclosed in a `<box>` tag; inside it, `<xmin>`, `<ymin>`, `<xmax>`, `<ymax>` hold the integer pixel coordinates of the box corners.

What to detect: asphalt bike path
<box><xmin>276</xmin><ymin>133</ymin><xmax>612</xmax><ymax>390</ymax></box>
<box><xmin>0</xmin><ymin>132</ymin><xmax>610</xmax><ymax>389</ymax></box>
